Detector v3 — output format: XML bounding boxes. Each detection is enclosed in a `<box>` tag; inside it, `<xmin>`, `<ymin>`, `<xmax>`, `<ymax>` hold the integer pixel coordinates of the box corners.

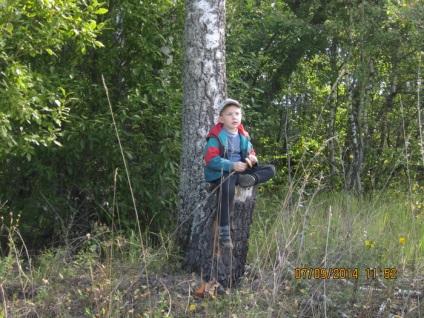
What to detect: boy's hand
<box><xmin>248</xmin><ymin>154</ymin><xmax>258</xmax><ymax>165</ymax></box>
<box><xmin>233</xmin><ymin>162</ymin><xmax>247</xmax><ymax>172</ymax></box>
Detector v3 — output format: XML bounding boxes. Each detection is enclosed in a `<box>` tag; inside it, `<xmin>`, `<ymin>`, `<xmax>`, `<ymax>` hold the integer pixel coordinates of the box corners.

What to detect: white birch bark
<box><xmin>178</xmin><ymin>0</ymin><xmax>227</xmax><ymax>251</ymax></box>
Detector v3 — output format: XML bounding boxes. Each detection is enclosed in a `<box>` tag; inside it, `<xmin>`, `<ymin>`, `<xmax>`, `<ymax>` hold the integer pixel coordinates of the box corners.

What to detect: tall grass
<box><xmin>252</xmin><ymin>189</ymin><xmax>422</xmax><ymax>271</ymax></box>
<box><xmin>1</xmin><ymin>185</ymin><xmax>423</xmax><ymax>317</ymax></box>
<box><xmin>246</xmin><ymin>186</ymin><xmax>423</xmax><ymax>317</ymax></box>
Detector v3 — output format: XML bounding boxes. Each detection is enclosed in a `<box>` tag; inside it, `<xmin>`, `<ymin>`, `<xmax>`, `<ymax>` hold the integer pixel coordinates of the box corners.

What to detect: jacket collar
<box><xmin>207</xmin><ymin>123</ymin><xmax>249</xmax><ymax>138</ymax></box>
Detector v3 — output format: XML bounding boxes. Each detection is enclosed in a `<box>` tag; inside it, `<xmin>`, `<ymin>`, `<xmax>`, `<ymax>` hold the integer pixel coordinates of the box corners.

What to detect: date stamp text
<box><xmin>294</xmin><ymin>267</ymin><xmax>397</xmax><ymax>279</ymax></box>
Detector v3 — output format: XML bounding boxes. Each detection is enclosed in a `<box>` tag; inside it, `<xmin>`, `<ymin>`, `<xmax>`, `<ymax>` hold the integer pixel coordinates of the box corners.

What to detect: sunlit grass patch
<box><xmin>249</xmin><ymin>188</ymin><xmax>423</xmax><ymax>316</ymax></box>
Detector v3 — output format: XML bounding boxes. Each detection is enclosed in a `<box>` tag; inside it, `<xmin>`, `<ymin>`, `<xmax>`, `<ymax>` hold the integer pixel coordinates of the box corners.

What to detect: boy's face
<box><xmin>219</xmin><ymin>105</ymin><xmax>242</xmax><ymax>133</ymax></box>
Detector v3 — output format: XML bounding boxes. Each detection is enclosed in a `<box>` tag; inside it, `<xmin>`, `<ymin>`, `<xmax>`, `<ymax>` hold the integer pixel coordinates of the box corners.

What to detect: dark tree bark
<box><xmin>185</xmin><ymin>184</ymin><xmax>258</xmax><ymax>287</ymax></box>
<box><xmin>346</xmin><ymin>5</ymin><xmax>363</xmax><ymax>193</ymax></box>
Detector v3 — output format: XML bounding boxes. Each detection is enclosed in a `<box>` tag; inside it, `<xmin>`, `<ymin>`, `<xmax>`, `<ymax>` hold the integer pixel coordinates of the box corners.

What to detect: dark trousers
<box><xmin>214</xmin><ymin>164</ymin><xmax>275</xmax><ymax>227</ymax></box>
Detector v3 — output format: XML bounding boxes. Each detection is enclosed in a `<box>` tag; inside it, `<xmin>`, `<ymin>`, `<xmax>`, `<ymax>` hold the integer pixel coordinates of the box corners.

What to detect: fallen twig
<box><xmin>394</xmin><ymin>288</ymin><xmax>422</xmax><ymax>298</ymax></box>
<box><xmin>377</xmin><ymin>298</ymin><xmax>390</xmax><ymax>317</ymax></box>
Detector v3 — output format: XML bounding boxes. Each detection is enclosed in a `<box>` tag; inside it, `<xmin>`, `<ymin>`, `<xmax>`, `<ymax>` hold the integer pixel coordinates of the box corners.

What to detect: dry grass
<box><xmin>1</xmin><ymin>188</ymin><xmax>423</xmax><ymax>318</ymax></box>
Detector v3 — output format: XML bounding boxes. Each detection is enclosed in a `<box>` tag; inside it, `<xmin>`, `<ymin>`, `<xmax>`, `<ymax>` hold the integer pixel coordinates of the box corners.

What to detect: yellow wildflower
<box><xmin>365</xmin><ymin>240</ymin><xmax>376</xmax><ymax>248</ymax></box>
<box><xmin>399</xmin><ymin>236</ymin><xmax>406</xmax><ymax>245</ymax></box>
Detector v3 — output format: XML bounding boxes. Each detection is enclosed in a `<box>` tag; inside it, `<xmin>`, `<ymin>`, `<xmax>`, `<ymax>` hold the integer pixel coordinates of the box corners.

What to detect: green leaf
<box><xmin>89</xmin><ymin>20</ymin><xmax>97</xmax><ymax>29</ymax></box>
<box><xmin>125</xmin><ymin>151</ymin><xmax>133</xmax><ymax>160</ymax></box>
<box><xmin>94</xmin><ymin>41</ymin><xmax>104</xmax><ymax>48</ymax></box>
<box><xmin>1</xmin><ymin>126</ymin><xmax>8</xmax><ymax>138</ymax></box>
<box><xmin>6</xmin><ymin>22</ymin><xmax>14</xmax><ymax>34</ymax></box>
<box><xmin>94</xmin><ymin>8</ymin><xmax>108</xmax><ymax>15</ymax></box>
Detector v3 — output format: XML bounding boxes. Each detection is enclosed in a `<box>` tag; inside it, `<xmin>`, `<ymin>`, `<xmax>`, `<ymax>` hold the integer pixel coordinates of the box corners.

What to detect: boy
<box><xmin>203</xmin><ymin>98</ymin><xmax>275</xmax><ymax>248</ymax></box>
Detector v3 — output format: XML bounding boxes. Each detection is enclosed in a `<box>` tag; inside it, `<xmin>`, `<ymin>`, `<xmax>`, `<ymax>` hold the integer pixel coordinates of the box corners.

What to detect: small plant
<box><xmin>0</xmin><ymin>210</ymin><xmax>35</xmax><ymax>317</ymax></box>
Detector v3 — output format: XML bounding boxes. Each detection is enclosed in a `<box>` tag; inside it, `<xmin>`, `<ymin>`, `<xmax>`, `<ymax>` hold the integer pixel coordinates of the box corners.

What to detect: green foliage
<box><xmin>226</xmin><ymin>0</ymin><xmax>424</xmax><ymax>193</ymax></box>
<box><xmin>0</xmin><ymin>0</ymin><xmax>108</xmax><ymax>156</ymax></box>
<box><xmin>0</xmin><ymin>0</ymin><xmax>184</xmax><ymax>247</ymax></box>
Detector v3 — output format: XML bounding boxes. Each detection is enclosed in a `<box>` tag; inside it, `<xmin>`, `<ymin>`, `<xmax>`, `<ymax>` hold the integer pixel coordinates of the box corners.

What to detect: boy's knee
<box><xmin>269</xmin><ymin>164</ymin><xmax>276</xmax><ymax>176</ymax></box>
<box><xmin>262</xmin><ymin>164</ymin><xmax>276</xmax><ymax>176</ymax></box>
<box><xmin>252</xmin><ymin>164</ymin><xmax>275</xmax><ymax>184</ymax></box>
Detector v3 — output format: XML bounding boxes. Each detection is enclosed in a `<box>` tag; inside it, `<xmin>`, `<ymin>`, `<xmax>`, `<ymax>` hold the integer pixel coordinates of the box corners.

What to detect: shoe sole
<box><xmin>238</xmin><ymin>175</ymin><xmax>255</xmax><ymax>187</ymax></box>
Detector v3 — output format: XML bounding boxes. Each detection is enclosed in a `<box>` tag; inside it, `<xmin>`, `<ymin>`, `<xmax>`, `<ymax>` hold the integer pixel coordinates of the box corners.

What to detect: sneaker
<box><xmin>219</xmin><ymin>229</ymin><xmax>232</xmax><ymax>248</ymax></box>
<box><xmin>237</xmin><ymin>174</ymin><xmax>256</xmax><ymax>187</ymax></box>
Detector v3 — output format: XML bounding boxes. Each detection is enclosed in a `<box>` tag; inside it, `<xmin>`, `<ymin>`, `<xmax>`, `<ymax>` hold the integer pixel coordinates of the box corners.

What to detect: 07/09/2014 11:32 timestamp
<box><xmin>294</xmin><ymin>267</ymin><xmax>397</xmax><ymax>280</ymax></box>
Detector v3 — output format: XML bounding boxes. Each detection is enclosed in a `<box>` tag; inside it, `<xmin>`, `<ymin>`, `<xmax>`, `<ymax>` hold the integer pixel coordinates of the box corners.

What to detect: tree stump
<box><xmin>185</xmin><ymin>184</ymin><xmax>258</xmax><ymax>288</ymax></box>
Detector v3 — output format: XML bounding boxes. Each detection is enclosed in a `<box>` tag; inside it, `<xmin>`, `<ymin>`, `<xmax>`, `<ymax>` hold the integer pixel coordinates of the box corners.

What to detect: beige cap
<box><xmin>218</xmin><ymin>98</ymin><xmax>241</xmax><ymax>114</ymax></box>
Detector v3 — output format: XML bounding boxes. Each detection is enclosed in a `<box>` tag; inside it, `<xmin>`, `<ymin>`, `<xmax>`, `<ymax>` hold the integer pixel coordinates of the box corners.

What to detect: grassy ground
<box><xmin>1</xmin><ymin>189</ymin><xmax>423</xmax><ymax>317</ymax></box>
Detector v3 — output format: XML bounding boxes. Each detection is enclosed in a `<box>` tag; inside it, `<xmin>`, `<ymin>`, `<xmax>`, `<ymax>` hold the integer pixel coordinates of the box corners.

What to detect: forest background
<box><xmin>1</xmin><ymin>0</ymin><xmax>423</xmax><ymax>317</ymax></box>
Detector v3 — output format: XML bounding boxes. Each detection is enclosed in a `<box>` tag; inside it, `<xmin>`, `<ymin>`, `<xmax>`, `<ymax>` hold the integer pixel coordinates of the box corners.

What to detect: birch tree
<box><xmin>178</xmin><ymin>0</ymin><xmax>227</xmax><ymax>252</ymax></box>
<box><xmin>178</xmin><ymin>0</ymin><xmax>260</xmax><ymax>287</ymax></box>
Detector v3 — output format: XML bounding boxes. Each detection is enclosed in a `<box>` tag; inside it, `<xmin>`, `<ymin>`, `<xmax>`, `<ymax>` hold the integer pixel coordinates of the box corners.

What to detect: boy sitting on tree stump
<box><xmin>203</xmin><ymin>98</ymin><xmax>275</xmax><ymax>248</ymax></box>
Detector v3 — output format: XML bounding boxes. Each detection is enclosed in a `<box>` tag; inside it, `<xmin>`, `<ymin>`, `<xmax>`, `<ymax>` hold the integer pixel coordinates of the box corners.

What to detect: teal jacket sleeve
<box><xmin>204</xmin><ymin>137</ymin><xmax>234</xmax><ymax>172</ymax></box>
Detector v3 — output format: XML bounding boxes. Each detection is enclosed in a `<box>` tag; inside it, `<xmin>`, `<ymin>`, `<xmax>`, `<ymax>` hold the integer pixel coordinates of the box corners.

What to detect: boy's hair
<box><xmin>218</xmin><ymin>98</ymin><xmax>241</xmax><ymax>115</ymax></box>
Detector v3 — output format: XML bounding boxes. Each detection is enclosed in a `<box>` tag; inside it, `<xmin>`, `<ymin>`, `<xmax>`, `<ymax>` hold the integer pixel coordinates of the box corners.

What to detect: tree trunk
<box><xmin>346</xmin><ymin>5</ymin><xmax>363</xmax><ymax>193</ymax></box>
<box><xmin>328</xmin><ymin>41</ymin><xmax>338</xmax><ymax>186</ymax></box>
<box><xmin>185</xmin><ymin>184</ymin><xmax>258</xmax><ymax>287</ymax></box>
<box><xmin>178</xmin><ymin>0</ymin><xmax>257</xmax><ymax>286</ymax></box>
<box><xmin>178</xmin><ymin>0</ymin><xmax>227</xmax><ymax>253</ymax></box>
